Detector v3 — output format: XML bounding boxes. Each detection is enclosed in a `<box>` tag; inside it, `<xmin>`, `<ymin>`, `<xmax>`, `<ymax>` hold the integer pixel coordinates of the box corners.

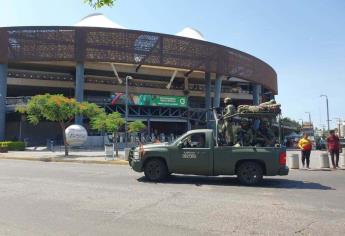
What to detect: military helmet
<box><xmin>240</xmin><ymin>119</ymin><xmax>250</xmax><ymax>127</ymax></box>
<box><xmin>241</xmin><ymin>119</ymin><xmax>250</xmax><ymax>124</ymax></box>
<box><xmin>261</xmin><ymin>118</ymin><xmax>270</xmax><ymax>126</ymax></box>
<box><xmin>224</xmin><ymin>97</ymin><xmax>232</xmax><ymax>104</ymax></box>
<box><xmin>262</xmin><ymin>118</ymin><xmax>269</xmax><ymax>123</ymax></box>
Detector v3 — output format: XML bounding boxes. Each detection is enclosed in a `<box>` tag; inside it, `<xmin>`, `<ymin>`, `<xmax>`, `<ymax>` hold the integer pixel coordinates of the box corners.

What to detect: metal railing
<box><xmin>5</xmin><ymin>96</ymin><xmax>209</xmax><ymax>123</ymax></box>
<box><xmin>8</xmin><ymin>69</ymin><xmax>253</xmax><ymax>94</ymax></box>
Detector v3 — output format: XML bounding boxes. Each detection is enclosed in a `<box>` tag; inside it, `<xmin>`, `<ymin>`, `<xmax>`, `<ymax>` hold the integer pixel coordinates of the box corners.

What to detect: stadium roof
<box><xmin>74</xmin><ymin>13</ymin><xmax>126</xmax><ymax>29</ymax></box>
<box><xmin>75</xmin><ymin>14</ymin><xmax>205</xmax><ymax>42</ymax></box>
<box><xmin>176</xmin><ymin>27</ymin><xmax>205</xmax><ymax>41</ymax></box>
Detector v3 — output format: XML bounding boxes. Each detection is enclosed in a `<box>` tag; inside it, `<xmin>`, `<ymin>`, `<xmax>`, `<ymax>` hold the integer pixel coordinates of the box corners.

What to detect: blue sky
<box><xmin>1</xmin><ymin>0</ymin><xmax>344</xmax><ymax>129</ymax></box>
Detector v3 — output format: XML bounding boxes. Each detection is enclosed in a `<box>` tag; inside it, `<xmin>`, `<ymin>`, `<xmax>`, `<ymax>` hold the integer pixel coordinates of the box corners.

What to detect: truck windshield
<box><xmin>177</xmin><ymin>133</ymin><xmax>206</xmax><ymax>148</ymax></box>
<box><xmin>169</xmin><ymin>134</ymin><xmax>183</xmax><ymax>145</ymax></box>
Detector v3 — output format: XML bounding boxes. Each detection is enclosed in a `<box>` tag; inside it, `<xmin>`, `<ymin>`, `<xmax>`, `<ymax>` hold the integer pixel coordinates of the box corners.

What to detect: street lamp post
<box><xmin>125</xmin><ymin>76</ymin><xmax>133</xmax><ymax>148</ymax></box>
<box><xmin>320</xmin><ymin>94</ymin><xmax>330</xmax><ymax>132</ymax></box>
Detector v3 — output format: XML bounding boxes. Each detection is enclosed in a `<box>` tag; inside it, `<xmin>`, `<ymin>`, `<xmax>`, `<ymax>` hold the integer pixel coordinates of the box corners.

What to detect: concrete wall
<box><xmin>83</xmin><ymin>136</ymin><xmax>105</xmax><ymax>147</ymax></box>
<box><xmin>6</xmin><ymin>121</ymin><xmax>61</xmax><ymax>146</ymax></box>
<box><xmin>6</xmin><ymin>120</ymin><xmax>108</xmax><ymax>147</ymax></box>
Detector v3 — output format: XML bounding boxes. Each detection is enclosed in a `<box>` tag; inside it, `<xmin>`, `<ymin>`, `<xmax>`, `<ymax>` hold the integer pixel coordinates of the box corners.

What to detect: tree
<box><xmin>128</xmin><ymin>120</ymin><xmax>146</xmax><ymax>144</ymax></box>
<box><xmin>281</xmin><ymin>117</ymin><xmax>301</xmax><ymax>132</ymax></box>
<box><xmin>128</xmin><ymin>120</ymin><xmax>146</xmax><ymax>133</ymax></box>
<box><xmin>90</xmin><ymin>112</ymin><xmax>107</xmax><ymax>133</ymax></box>
<box><xmin>84</xmin><ymin>0</ymin><xmax>115</xmax><ymax>8</ymax></box>
<box><xmin>91</xmin><ymin>112</ymin><xmax>125</xmax><ymax>157</ymax></box>
<box><xmin>17</xmin><ymin>94</ymin><xmax>102</xmax><ymax>156</ymax></box>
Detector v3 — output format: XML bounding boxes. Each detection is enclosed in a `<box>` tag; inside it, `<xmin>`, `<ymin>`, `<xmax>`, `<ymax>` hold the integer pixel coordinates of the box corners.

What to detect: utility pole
<box><xmin>125</xmin><ymin>76</ymin><xmax>133</xmax><ymax>148</ymax></box>
<box><xmin>320</xmin><ymin>94</ymin><xmax>330</xmax><ymax>132</ymax></box>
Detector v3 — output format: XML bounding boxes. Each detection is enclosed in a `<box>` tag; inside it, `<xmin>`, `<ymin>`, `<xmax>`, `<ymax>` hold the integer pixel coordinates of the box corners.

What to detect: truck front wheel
<box><xmin>144</xmin><ymin>159</ymin><xmax>168</xmax><ymax>182</ymax></box>
<box><xmin>236</xmin><ymin>161</ymin><xmax>263</xmax><ymax>185</ymax></box>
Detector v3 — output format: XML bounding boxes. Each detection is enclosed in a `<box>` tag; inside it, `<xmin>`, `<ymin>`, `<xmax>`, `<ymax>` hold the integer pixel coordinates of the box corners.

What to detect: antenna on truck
<box><xmin>212</xmin><ymin>107</ymin><xmax>219</xmax><ymax>147</ymax></box>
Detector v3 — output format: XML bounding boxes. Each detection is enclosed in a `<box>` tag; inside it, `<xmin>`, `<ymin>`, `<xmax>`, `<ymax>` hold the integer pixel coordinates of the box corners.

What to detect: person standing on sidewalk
<box><xmin>298</xmin><ymin>133</ymin><xmax>312</xmax><ymax>169</ymax></box>
<box><xmin>326</xmin><ymin>130</ymin><xmax>340</xmax><ymax>169</ymax></box>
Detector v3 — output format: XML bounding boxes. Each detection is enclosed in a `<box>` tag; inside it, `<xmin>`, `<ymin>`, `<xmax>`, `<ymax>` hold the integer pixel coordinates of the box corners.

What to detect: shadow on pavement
<box><xmin>260</xmin><ymin>178</ymin><xmax>335</xmax><ymax>190</ymax></box>
<box><xmin>137</xmin><ymin>175</ymin><xmax>335</xmax><ymax>190</ymax></box>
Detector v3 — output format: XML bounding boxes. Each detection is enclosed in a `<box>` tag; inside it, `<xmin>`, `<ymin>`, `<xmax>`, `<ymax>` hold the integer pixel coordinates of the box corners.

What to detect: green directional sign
<box><xmin>111</xmin><ymin>93</ymin><xmax>188</xmax><ymax>108</ymax></box>
<box><xmin>136</xmin><ymin>95</ymin><xmax>188</xmax><ymax>108</ymax></box>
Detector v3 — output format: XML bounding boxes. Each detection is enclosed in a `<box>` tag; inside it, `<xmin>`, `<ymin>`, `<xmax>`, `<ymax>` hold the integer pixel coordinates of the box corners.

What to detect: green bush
<box><xmin>0</xmin><ymin>141</ymin><xmax>25</xmax><ymax>151</ymax></box>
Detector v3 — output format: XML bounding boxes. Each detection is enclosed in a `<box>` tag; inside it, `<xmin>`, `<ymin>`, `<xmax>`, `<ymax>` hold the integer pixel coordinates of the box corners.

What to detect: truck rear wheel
<box><xmin>236</xmin><ymin>161</ymin><xmax>263</xmax><ymax>185</ymax></box>
<box><xmin>144</xmin><ymin>159</ymin><xmax>168</xmax><ymax>182</ymax></box>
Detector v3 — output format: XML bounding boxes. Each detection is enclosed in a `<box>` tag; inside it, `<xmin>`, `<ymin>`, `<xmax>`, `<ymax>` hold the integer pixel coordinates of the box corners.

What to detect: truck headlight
<box><xmin>133</xmin><ymin>151</ymin><xmax>140</xmax><ymax>160</ymax></box>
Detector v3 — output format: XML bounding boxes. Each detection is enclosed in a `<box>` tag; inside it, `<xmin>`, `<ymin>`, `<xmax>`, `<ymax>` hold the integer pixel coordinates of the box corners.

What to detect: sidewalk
<box><xmin>0</xmin><ymin>150</ymin><xmax>128</xmax><ymax>165</ymax></box>
<box><xmin>287</xmin><ymin>150</ymin><xmax>345</xmax><ymax>171</ymax></box>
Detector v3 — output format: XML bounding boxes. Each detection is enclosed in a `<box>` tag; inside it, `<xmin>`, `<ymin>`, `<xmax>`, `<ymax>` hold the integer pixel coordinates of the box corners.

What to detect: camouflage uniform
<box><xmin>222</xmin><ymin>97</ymin><xmax>236</xmax><ymax>145</ymax></box>
<box><xmin>235</xmin><ymin>120</ymin><xmax>254</xmax><ymax>146</ymax></box>
<box><xmin>255</xmin><ymin>119</ymin><xmax>276</xmax><ymax>147</ymax></box>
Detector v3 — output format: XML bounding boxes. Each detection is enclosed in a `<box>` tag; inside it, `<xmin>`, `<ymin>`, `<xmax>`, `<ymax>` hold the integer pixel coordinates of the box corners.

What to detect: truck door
<box><xmin>170</xmin><ymin>132</ymin><xmax>211</xmax><ymax>175</ymax></box>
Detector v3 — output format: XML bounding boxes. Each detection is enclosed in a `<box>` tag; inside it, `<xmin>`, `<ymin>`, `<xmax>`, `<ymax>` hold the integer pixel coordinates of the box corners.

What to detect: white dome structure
<box><xmin>176</xmin><ymin>27</ymin><xmax>205</xmax><ymax>41</ymax></box>
<box><xmin>75</xmin><ymin>13</ymin><xmax>126</xmax><ymax>29</ymax></box>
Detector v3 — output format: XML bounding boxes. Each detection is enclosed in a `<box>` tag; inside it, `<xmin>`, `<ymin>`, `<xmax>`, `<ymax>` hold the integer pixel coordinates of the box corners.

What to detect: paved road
<box><xmin>0</xmin><ymin>160</ymin><xmax>344</xmax><ymax>236</ymax></box>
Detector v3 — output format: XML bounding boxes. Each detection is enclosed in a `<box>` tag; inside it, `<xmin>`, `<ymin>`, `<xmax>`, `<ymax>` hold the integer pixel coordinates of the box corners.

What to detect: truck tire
<box><xmin>144</xmin><ymin>158</ymin><xmax>168</xmax><ymax>182</ymax></box>
<box><xmin>236</xmin><ymin>161</ymin><xmax>263</xmax><ymax>185</ymax></box>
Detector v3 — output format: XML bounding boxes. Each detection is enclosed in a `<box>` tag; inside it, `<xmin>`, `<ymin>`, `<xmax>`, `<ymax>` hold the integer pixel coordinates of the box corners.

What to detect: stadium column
<box><xmin>252</xmin><ymin>83</ymin><xmax>262</xmax><ymax>105</ymax></box>
<box><xmin>147</xmin><ymin>118</ymin><xmax>151</xmax><ymax>137</ymax></box>
<box><xmin>0</xmin><ymin>64</ymin><xmax>7</xmax><ymax>141</ymax></box>
<box><xmin>213</xmin><ymin>74</ymin><xmax>223</xmax><ymax>108</ymax></box>
<box><xmin>205</xmin><ymin>72</ymin><xmax>212</xmax><ymax>128</ymax></box>
<box><xmin>184</xmin><ymin>77</ymin><xmax>191</xmax><ymax>131</ymax></box>
<box><xmin>75</xmin><ymin>62</ymin><xmax>85</xmax><ymax>125</ymax></box>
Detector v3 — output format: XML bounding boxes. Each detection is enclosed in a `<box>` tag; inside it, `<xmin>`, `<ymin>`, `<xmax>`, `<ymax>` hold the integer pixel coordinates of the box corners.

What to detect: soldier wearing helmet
<box><xmin>235</xmin><ymin>119</ymin><xmax>254</xmax><ymax>146</ymax></box>
<box><xmin>255</xmin><ymin>118</ymin><xmax>276</xmax><ymax>147</ymax></box>
<box><xmin>224</xmin><ymin>98</ymin><xmax>235</xmax><ymax>115</ymax></box>
<box><xmin>221</xmin><ymin>97</ymin><xmax>236</xmax><ymax>145</ymax></box>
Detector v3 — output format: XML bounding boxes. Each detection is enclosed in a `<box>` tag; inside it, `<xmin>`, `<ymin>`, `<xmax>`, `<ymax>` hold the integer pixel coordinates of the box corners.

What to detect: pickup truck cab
<box><xmin>129</xmin><ymin>129</ymin><xmax>289</xmax><ymax>185</ymax></box>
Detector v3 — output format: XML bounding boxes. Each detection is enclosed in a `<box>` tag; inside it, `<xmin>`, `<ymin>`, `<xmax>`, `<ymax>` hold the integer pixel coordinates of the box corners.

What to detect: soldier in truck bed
<box><xmin>254</xmin><ymin>119</ymin><xmax>276</xmax><ymax>147</ymax></box>
<box><xmin>221</xmin><ymin>97</ymin><xmax>236</xmax><ymax>145</ymax></box>
<box><xmin>235</xmin><ymin>119</ymin><xmax>254</xmax><ymax>146</ymax></box>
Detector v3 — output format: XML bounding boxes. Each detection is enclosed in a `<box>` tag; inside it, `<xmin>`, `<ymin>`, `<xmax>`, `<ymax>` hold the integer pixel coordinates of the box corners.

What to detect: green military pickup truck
<box><xmin>129</xmin><ymin>129</ymin><xmax>288</xmax><ymax>185</ymax></box>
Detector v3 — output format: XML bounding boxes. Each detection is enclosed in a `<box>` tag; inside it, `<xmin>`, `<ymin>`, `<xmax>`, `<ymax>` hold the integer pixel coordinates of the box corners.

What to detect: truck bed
<box><xmin>213</xmin><ymin>146</ymin><xmax>284</xmax><ymax>176</ymax></box>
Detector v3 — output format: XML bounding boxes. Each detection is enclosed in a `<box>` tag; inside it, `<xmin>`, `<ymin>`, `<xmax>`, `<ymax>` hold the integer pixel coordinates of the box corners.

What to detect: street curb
<box><xmin>290</xmin><ymin>168</ymin><xmax>345</xmax><ymax>171</ymax></box>
<box><xmin>0</xmin><ymin>156</ymin><xmax>129</xmax><ymax>165</ymax></box>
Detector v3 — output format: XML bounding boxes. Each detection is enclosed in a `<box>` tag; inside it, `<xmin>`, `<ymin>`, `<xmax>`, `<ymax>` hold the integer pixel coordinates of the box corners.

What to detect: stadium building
<box><xmin>0</xmin><ymin>13</ymin><xmax>277</xmax><ymax>145</ymax></box>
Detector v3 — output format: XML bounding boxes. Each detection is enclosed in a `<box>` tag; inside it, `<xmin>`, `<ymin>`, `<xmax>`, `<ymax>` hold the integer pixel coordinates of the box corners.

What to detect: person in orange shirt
<box><xmin>298</xmin><ymin>133</ymin><xmax>312</xmax><ymax>169</ymax></box>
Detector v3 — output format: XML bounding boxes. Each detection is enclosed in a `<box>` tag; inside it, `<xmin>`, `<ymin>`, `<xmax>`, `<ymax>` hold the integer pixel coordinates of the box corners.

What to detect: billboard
<box><xmin>111</xmin><ymin>93</ymin><xmax>188</xmax><ymax>108</ymax></box>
